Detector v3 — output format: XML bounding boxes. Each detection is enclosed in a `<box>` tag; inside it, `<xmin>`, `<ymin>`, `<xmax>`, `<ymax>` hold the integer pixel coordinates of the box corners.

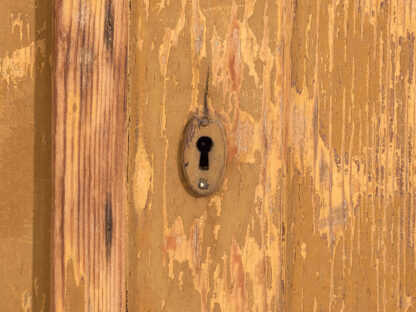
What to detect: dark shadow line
<box><xmin>33</xmin><ymin>0</ymin><xmax>52</xmax><ymax>310</ymax></box>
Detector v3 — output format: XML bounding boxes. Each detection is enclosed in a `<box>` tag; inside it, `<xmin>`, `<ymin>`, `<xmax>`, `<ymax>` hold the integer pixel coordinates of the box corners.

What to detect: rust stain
<box><xmin>226</xmin><ymin>13</ymin><xmax>241</xmax><ymax>93</ymax></box>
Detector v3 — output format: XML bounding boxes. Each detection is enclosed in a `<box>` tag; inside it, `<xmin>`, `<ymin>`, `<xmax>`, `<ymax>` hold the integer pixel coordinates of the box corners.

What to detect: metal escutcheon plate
<box><xmin>179</xmin><ymin>116</ymin><xmax>226</xmax><ymax>197</ymax></box>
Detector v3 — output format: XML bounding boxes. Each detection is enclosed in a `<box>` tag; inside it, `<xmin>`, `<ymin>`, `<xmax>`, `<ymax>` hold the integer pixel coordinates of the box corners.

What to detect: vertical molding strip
<box><xmin>52</xmin><ymin>0</ymin><xmax>128</xmax><ymax>310</ymax></box>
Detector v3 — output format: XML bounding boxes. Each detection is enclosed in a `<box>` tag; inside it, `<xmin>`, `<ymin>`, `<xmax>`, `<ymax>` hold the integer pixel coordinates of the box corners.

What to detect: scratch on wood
<box><xmin>203</xmin><ymin>68</ymin><xmax>209</xmax><ymax>116</ymax></box>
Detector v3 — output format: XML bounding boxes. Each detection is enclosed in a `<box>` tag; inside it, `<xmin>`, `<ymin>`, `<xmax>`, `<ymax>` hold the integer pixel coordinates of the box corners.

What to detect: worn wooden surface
<box><xmin>52</xmin><ymin>0</ymin><xmax>129</xmax><ymax>310</ymax></box>
<box><xmin>0</xmin><ymin>0</ymin><xmax>52</xmax><ymax>311</ymax></box>
<box><xmin>0</xmin><ymin>0</ymin><xmax>416</xmax><ymax>311</ymax></box>
<box><xmin>285</xmin><ymin>1</ymin><xmax>416</xmax><ymax>310</ymax></box>
<box><xmin>128</xmin><ymin>0</ymin><xmax>416</xmax><ymax>311</ymax></box>
<box><xmin>129</xmin><ymin>1</ymin><xmax>283</xmax><ymax>309</ymax></box>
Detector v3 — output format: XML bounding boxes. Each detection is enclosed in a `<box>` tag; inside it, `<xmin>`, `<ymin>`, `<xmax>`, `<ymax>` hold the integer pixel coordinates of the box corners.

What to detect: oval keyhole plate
<box><xmin>179</xmin><ymin>116</ymin><xmax>227</xmax><ymax>197</ymax></box>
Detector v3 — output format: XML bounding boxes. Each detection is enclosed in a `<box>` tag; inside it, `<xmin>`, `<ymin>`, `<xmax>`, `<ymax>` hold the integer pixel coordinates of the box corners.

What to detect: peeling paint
<box><xmin>129</xmin><ymin>0</ymin><xmax>416</xmax><ymax>311</ymax></box>
<box><xmin>0</xmin><ymin>40</ymin><xmax>46</xmax><ymax>85</ymax></box>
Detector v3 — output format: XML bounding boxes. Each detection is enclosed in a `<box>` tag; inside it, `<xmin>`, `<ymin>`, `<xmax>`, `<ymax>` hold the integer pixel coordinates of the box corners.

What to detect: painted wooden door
<box><xmin>1</xmin><ymin>0</ymin><xmax>416</xmax><ymax>311</ymax></box>
<box><xmin>126</xmin><ymin>0</ymin><xmax>416</xmax><ymax>311</ymax></box>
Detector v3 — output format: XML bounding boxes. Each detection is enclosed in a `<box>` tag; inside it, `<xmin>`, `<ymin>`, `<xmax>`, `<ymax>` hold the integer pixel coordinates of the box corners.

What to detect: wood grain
<box><xmin>52</xmin><ymin>0</ymin><xmax>128</xmax><ymax>310</ymax></box>
<box><xmin>128</xmin><ymin>0</ymin><xmax>416</xmax><ymax>311</ymax></box>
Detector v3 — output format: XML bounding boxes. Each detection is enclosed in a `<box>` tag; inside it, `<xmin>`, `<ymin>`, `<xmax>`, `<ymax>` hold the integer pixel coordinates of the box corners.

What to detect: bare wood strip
<box><xmin>52</xmin><ymin>0</ymin><xmax>128</xmax><ymax>310</ymax></box>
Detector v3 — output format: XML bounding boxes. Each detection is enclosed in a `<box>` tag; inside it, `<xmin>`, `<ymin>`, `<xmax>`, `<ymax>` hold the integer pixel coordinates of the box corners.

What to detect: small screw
<box><xmin>200</xmin><ymin>117</ymin><xmax>209</xmax><ymax>127</ymax></box>
<box><xmin>198</xmin><ymin>178</ymin><xmax>208</xmax><ymax>190</ymax></box>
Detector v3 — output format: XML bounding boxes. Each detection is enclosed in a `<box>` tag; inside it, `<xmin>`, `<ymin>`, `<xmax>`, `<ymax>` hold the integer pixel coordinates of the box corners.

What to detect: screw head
<box><xmin>198</xmin><ymin>178</ymin><xmax>208</xmax><ymax>190</ymax></box>
<box><xmin>200</xmin><ymin>117</ymin><xmax>209</xmax><ymax>127</ymax></box>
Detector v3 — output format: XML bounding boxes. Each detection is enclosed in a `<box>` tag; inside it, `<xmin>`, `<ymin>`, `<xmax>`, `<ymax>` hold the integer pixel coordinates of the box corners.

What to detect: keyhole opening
<box><xmin>196</xmin><ymin>136</ymin><xmax>213</xmax><ymax>170</ymax></box>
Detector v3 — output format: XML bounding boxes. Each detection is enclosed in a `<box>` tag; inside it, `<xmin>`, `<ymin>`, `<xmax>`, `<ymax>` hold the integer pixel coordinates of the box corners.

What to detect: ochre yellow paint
<box><xmin>128</xmin><ymin>1</ymin><xmax>416</xmax><ymax>311</ymax></box>
<box><xmin>0</xmin><ymin>0</ymin><xmax>52</xmax><ymax>311</ymax></box>
<box><xmin>1</xmin><ymin>0</ymin><xmax>416</xmax><ymax>311</ymax></box>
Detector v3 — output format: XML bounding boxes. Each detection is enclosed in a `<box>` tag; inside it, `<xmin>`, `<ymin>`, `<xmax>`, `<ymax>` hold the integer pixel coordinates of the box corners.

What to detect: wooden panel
<box><xmin>128</xmin><ymin>0</ymin><xmax>416</xmax><ymax>311</ymax></box>
<box><xmin>285</xmin><ymin>1</ymin><xmax>416</xmax><ymax>311</ymax></box>
<box><xmin>52</xmin><ymin>0</ymin><xmax>128</xmax><ymax>310</ymax></box>
<box><xmin>128</xmin><ymin>0</ymin><xmax>284</xmax><ymax>310</ymax></box>
<box><xmin>0</xmin><ymin>0</ymin><xmax>52</xmax><ymax>311</ymax></box>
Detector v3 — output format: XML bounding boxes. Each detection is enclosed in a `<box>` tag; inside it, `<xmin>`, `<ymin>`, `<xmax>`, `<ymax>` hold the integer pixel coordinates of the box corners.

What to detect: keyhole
<box><xmin>196</xmin><ymin>136</ymin><xmax>213</xmax><ymax>170</ymax></box>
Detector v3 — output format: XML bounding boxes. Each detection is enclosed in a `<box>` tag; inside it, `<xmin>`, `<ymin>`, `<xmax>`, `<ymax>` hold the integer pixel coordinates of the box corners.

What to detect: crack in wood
<box><xmin>104</xmin><ymin>0</ymin><xmax>114</xmax><ymax>51</ymax></box>
<box><xmin>105</xmin><ymin>194</ymin><xmax>113</xmax><ymax>259</ymax></box>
